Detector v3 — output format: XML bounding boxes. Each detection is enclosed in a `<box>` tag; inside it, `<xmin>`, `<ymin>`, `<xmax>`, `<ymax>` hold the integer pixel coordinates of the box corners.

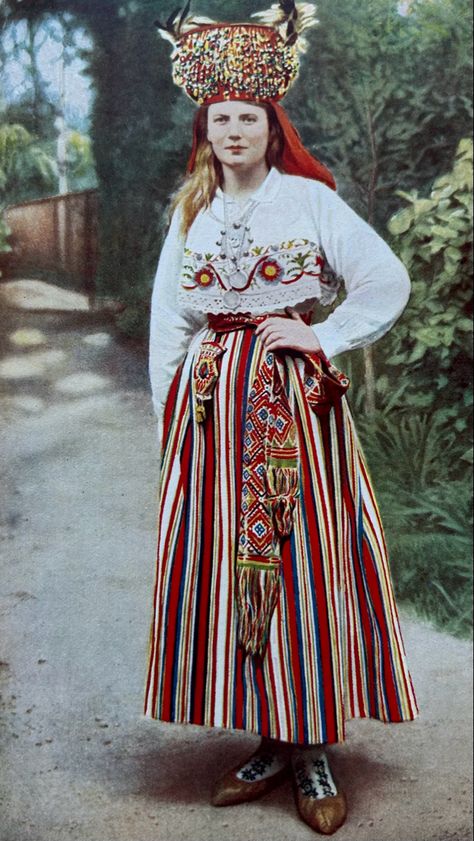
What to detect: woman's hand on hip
<box><xmin>255</xmin><ymin>307</ymin><xmax>322</xmax><ymax>354</ymax></box>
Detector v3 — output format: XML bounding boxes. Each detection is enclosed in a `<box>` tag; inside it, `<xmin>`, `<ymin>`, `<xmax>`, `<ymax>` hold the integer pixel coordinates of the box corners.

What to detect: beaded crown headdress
<box><xmin>155</xmin><ymin>1</ymin><xmax>318</xmax><ymax>105</ymax></box>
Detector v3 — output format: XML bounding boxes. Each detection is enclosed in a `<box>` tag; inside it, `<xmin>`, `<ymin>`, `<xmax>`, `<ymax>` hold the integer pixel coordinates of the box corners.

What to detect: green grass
<box><xmin>357</xmin><ymin>411</ymin><xmax>473</xmax><ymax>639</ymax></box>
<box><xmin>383</xmin><ymin>519</ymin><xmax>472</xmax><ymax>639</ymax></box>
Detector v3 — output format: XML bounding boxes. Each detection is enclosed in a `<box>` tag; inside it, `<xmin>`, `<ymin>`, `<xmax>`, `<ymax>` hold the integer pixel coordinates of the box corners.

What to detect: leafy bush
<box><xmin>389</xmin><ymin>528</ymin><xmax>472</xmax><ymax>638</ymax></box>
<box><xmin>358</xmin><ymin>410</ymin><xmax>470</xmax><ymax>492</ymax></box>
<box><xmin>115</xmin><ymin>301</ymin><xmax>149</xmax><ymax>341</ymax></box>
<box><xmin>0</xmin><ymin>214</ymin><xmax>12</xmax><ymax>276</ymax></box>
<box><xmin>289</xmin><ymin>0</ymin><xmax>473</xmax><ymax>229</ymax></box>
<box><xmin>351</xmin><ymin>140</ymin><xmax>473</xmax><ymax>638</ymax></box>
<box><xmin>0</xmin><ymin>122</ymin><xmax>57</xmax><ymax>206</ymax></box>
<box><xmin>386</xmin><ymin>138</ymin><xmax>473</xmax><ymax>425</ymax></box>
<box><xmin>66</xmin><ymin>130</ymin><xmax>97</xmax><ymax>191</ymax></box>
<box><xmin>358</xmin><ymin>411</ymin><xmax>473</xmax><ymax>638</ymax></box>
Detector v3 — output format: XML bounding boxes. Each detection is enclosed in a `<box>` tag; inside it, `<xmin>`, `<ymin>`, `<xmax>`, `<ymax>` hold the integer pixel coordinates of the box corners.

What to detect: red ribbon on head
<box><xmin>186</xmin><ymin>101</ymin><xmax>336</xmax><ymax>190</ymax></box>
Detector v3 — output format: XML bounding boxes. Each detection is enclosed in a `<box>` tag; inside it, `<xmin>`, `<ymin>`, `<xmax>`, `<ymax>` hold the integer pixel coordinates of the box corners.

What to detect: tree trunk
<box><xmin>363</xmin><ymin>346</ymin><xmax>376</xmax><ymax>415</ymax></box>
<box><xmin>364</xmin><ymin>105</ymin><xmax>378</xmax><ymax>416</ymax></box>
<box><xmin>56</xmin><ymin>48</ymin><xmax>68</xmax><ymax>195</ymax></box>
<box><xmin>86</xmin><ymin>7</ymin><xmax>179</xmax><ymax>302</ymax></box>
<box><xmin>25</xmin><ymin>20</ymin><xmax>44</xmax><ymax>134</ymax></box>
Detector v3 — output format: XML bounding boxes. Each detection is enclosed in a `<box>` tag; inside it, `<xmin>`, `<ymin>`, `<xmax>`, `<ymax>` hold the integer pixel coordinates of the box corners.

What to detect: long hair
<box><xmin>170</xmin><ymin>102</ymin><xmax>284</xmax><ymax>236</ymax></box>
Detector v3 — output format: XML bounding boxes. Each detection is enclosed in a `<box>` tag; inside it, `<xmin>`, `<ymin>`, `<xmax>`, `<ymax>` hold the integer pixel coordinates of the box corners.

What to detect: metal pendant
<box><xmin>222</xmin><ymin>290</ymin><xmax>241</xmax><ymax>310</ymax></box>
<box><xmin>229</xmin><ymin>269</ymin><xmax>248</xmax><ymax>290</ymax></box>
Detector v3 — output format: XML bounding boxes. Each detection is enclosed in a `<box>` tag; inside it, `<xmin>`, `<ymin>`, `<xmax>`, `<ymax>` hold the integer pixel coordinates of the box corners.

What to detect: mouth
<box><xmin>226</xmin><ymin>146</ymin><xmax>246</xmax><ymax>151</ymax></box>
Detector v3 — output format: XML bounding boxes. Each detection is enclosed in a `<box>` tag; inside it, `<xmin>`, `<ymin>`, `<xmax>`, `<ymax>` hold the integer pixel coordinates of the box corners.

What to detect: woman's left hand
<box><xmin>255</xmin><ymin>307</ymin><xmax>322</xmax><ymax>354</ymax></box>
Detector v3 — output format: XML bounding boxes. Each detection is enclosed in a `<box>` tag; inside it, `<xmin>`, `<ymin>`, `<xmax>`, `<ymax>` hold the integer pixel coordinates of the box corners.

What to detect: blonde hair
<box><xmin>170</xmin><ymin>103</ymin><xmax>283</xmax><ymax>236</ymax></box>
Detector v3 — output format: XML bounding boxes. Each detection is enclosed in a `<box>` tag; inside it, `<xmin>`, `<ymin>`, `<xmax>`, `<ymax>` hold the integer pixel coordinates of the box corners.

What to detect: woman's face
<box><xmin>207</xmin><ymin>101</ymin><xmax>269</xmax><ymax>170</ymax></box>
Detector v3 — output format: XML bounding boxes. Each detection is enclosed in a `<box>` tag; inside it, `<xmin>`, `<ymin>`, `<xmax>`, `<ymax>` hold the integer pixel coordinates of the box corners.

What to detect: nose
<box><xmin>227</xmin><ymin>120</ymin><xmax>242</xmax><ymax>140</ymax></box>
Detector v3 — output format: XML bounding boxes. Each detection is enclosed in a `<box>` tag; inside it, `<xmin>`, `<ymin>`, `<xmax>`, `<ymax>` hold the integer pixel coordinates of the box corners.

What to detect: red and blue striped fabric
<box><xmin>144</xmin><ymin>325</ymin><xmax>418</xmax><ymax>744</ymax></box>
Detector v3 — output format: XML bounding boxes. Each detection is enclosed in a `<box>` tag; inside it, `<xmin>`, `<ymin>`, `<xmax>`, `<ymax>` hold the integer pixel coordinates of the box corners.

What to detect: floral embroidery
<box><xmin>312</xmin><ymin>758</ymin><xmax>337</xmax><ymax>798</ymax></box>
<box><xmin>179</xmin><ymin>239</ymin><xmax>342</xmax><ymax>314</ymax></box>
<box><xmin>295</xmin><ymin>766</ymin><xmax>319</xmax><ymax>798</ymax></box>
<box><xmin>258</xmin><ymin>258</ymin><xmax>284</xmax><ymax>282</ymax></box>
<box><xmin>237</xmin><ymin>753</ymin><xmax>276</xmax><ymax>782</ymax></box>
<box><xmin>293</xmin><ymin>756</ymin><xmax>337</xmax><ymax>800</ymax></box>
<box><xmin>194</xmin><ymin>266</ymin><xmax>215</xmax><ymax>287</ymax></box>
<box><xmin>183</xmin><ymin>240</ymin><xmax>333</xmax><ymax>290</ymax></box>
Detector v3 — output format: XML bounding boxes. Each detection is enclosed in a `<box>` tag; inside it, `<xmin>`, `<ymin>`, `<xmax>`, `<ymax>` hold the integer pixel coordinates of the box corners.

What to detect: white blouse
<box><xmin>149</xmin><ymin>167</ymin><xmax>410</xmax><ymax>424</ymax></box>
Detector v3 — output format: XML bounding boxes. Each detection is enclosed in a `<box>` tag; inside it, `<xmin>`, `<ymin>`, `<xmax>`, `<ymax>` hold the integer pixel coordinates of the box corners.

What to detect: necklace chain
<box><xmin>222</xmin><ymin>197</ymin><xmax>257</xmax><ymax>289</ymax></box>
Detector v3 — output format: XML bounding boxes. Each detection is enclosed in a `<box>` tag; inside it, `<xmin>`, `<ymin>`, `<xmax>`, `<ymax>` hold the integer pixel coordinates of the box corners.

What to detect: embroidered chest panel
<box><xmin>178</xmin><ymin>239</ymin><xmax>341</xmax><ymax>314</ymax></box>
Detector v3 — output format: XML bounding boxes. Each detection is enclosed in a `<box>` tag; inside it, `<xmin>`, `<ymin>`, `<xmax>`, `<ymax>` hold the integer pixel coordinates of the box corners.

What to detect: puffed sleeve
<box><xmin>149</xmin><ymin>207</ymin><xmax>207</xmax><ymax>432</ymax></box>
<box><xmin>306</xmin><ymin>181</ymin><xmax>410</xmax><ymax>359</ymax></box>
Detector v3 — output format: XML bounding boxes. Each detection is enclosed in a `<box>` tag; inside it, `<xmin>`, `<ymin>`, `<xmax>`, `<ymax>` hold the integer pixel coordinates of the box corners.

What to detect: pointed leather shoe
<box><xmin>294</xmin><ymin>784</ymin><xmax>347</xmax><ymax>835</ymax></box>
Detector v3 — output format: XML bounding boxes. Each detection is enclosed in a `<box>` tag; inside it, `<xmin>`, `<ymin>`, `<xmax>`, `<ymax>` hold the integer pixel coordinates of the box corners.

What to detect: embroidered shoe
<box><xmin>211</xmin><ymin>743</ymin><xmax>291</xmax><ymax>807</ymax></box>
<box><xmin>292</xmin><ymin>750</ymin><xmax>347</xmax><ymax>835</ymax></box>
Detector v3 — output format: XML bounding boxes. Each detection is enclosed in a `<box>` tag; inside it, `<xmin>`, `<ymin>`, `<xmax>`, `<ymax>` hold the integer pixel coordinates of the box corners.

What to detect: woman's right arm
<box><xmin>149</xmin><ymin>207</ymin><xmax>206</xmax><ymax>438</ymax></box>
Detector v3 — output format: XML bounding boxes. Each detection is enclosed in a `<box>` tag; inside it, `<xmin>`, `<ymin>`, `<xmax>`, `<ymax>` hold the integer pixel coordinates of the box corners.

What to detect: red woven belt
<box><xmin>207</xmin><ymin>311</ymin><xmax>313</xmax><ymax>333</ymax></box>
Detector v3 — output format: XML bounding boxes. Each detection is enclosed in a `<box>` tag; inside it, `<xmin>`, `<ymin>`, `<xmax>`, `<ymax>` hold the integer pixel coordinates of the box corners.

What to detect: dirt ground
<box><xmin>0</xmin><ymin>286</ymin><xmax>472</xmax><ymax>841</ymax></box>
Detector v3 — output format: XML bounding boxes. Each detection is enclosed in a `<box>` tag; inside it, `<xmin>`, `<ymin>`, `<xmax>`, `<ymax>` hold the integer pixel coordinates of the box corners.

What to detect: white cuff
<box><xmin>312</xmin><ymin>321</ymin><xmax>347</xmax><ymax>360</ymax></box>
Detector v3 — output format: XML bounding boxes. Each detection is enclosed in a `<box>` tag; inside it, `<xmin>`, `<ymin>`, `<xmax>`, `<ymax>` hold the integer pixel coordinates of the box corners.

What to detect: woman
<box><xmin>145</xmin><ymin>5</ymin><xmax>418</xmax><ymax>835</ymax></box>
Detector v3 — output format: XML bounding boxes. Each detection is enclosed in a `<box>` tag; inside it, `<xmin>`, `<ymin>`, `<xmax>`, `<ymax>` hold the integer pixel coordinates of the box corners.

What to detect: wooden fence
<box><xmin>2</xmin><ymin>189</ymin><xmax>99</xmax><ymax>296</ymax></box>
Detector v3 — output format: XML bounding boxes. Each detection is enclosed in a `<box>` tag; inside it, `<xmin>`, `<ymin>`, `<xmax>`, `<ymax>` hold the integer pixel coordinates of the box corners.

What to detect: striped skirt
<box><xmin>144</xmin><ymin>322</ymin><xmax>418</xmax><ymax>745</ymax></box>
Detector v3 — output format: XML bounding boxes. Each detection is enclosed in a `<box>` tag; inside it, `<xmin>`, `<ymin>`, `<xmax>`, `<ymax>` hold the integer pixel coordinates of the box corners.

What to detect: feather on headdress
<box><xmin>251</xmin><ymin>2</ymin><xmax>318</xmax><ymax>51</ymax></box>
<box><xmin>154</xmin><ymin>0</ymin><xmax>216</xmax><ymax>44</ymax></box>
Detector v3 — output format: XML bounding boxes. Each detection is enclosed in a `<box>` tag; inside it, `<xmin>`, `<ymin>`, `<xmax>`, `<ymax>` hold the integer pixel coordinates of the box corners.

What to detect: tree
<box><xmin>1</xmin><ymin>18</ymin><xmax>56</xmax><ymax>139</ymax></box>
<box><xmin>283</xmin><ymin>0</ymin><xmax>472</xmax><ymax>411</ymax></box>
<box><xmin>66</xmin><ymin>130</ymin><xmax>96</xmax><ymax>190</ymax></box>
<box><xmin>0</xmin><ymin>122</ymin><xmax>57</xmax><ymax>206</ymax></box>
<box><xmin>286</xmin><ymin>0</ymin><xmax>472</xmax><ymax>229</ymax></box>
<box><xmin>1</xmin><ymin>10</ymin><xmax>96</xmax><ymax>198</ymax></box>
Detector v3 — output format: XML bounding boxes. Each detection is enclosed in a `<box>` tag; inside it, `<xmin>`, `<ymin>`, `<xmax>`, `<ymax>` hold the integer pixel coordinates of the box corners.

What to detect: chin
<box><xmin>224</xmin><ymin>158</ymin><xmax>247</xmax><ymax>168</ymax></box>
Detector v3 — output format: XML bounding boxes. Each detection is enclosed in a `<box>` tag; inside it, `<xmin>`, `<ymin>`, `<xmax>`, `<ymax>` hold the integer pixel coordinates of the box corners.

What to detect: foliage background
<box><xmin>1</xmin><ymin>0</ymin><xmax>472</xmax><ymax>636</ymax></box>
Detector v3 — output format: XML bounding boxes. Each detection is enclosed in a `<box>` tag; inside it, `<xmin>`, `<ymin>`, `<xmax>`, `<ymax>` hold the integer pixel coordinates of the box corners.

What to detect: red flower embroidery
<box><xmin>258</xmin><ymin>258</ymin><xmax>283</xmax><ymax>282</ymax></box>
<box><xmin>195</xmin><ymin>267</ymin><xmax>215</xmax><ymax>287</ymax></box>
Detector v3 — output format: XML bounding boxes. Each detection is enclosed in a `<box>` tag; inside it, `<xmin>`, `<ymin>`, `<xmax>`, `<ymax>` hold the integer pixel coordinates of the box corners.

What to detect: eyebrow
<box><xmin>212</xmin><ymin>112</ymin><xmax>258</xmax><ymax>118</ymax></box>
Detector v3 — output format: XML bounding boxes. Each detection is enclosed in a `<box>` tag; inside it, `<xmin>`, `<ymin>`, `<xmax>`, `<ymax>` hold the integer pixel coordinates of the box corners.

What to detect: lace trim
<box><xmin>178</xmin><ymin>278</ymin><xmax>340</xmax><ymax>315</ymax></box>
<box><xmin>178</xmin><ymin>238</ymin><xmax>342</xmax><ymax>314</ymax></box>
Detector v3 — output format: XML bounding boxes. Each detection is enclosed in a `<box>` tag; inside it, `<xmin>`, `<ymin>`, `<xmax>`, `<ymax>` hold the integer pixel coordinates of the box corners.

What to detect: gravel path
<box><xmin>0</xmin><ymin>290</ymin><xmax>472</xmax><ymax>841</ymax></box>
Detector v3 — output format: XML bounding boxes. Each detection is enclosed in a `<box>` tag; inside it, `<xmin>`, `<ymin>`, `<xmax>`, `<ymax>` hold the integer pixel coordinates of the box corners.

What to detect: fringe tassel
<box><xmin>236</xmin><ymin>565</ymin><xmax>281</xmax><ymax>656</ymax></box>
<box><xmin>265</xmin><ymin>465</ymin><xmax>299</xmax><ymax>536</ymax></box>
<box><xmin>195</xmin><ymin>398</ymin><xmax>206</xmax><ymax>422</ymax></box>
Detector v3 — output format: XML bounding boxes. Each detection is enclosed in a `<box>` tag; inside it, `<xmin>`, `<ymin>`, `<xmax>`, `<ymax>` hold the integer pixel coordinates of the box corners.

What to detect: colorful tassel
<box><xmin>195</xmin><ymin>399</ymin><xmax>206</xmax><ymax>422</ymax></box>
<box><xmin>265</xmin><ymin>465</ymin><xmax>299</xmax><ymax>536</ymax></box>
<box><xmin>236</xmin><ymin>563</ymin><xmax>281</xmax><ymax>656</ymax></box>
